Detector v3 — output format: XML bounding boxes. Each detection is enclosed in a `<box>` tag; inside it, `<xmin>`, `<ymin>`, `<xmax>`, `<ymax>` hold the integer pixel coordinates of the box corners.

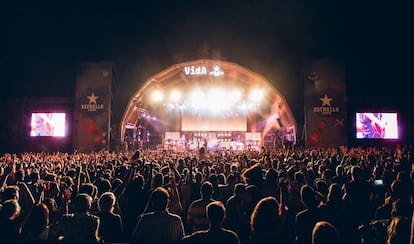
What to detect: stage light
<box><xmin>207</xmin><ymin>88</ymin><xmax>229</xmax><ymax>113</ymax></box>
<box><xmin>249</xmin><ymin>88</ymin><xmax>264</xmax><ymax>102</ymax></box>
<box><xmin>170</xmin><ymin>90</ymin><xmax>182</xmax><ymax>102</ymax></box>
<box><xmin>189</xmin><ymin>89</ymin><xmax>205</xmax><ymax>109</ymax></box>
<box><xmin>238</xmin><ymin>103</ymin><xmax>249</xmax><ymax>114</ymax></box>
<box><xmin>152</xmin><ymin>90</ymin><xmax>163</xmax><ymax>102</ymax></box>
<box><xmin>177</xmin><ymin>104</ymin><xmax>186</xmax><ymax>110</ymax></box>
<box><xmin>207</xmin><ymin>88</ymin><xmax>226</xmax><ymax>100</ymax></box>
<box><xmin>166</xmin><ymin>103</ymin><xmax>175</xmax><ymax>110</ymax></box>
<box><xmin>230</xmin><ymin>89</ymin><xmax>242</xmax><ymax>102</ymax></box>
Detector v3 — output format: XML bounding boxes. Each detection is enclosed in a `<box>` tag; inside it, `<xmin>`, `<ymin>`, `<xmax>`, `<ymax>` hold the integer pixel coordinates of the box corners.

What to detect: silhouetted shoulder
<box><xmin>180</xmin><ymin>229</ymin><xmax>240</xmax><ymax>244</ymax></box>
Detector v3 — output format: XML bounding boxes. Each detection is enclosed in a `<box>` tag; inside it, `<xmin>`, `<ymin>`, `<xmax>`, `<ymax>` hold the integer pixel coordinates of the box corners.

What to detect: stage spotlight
<box><xmin>207</xmin><ymin>88</ymin><xmax>228</xmax><ymax>112</ymax></box>
<box><xmin>230</xmin><ymin>89</ymin><xmax>242</xmax><ymax>102</ymax></box>
<box><xmin>152</xmin><ymin>90</ymin><xmax>163</xmax><ymax>102</ymax></box>
<box><xmin>207</xmin><ymin>88</ymin><xmax>226</xmax><ymax>102</ymax></box>
<box><xmin>249</xmin><ymin>88</ymin><xmax>264</xmax><ymax>102</ymax></box>
<box><xmin>170</xmin><ymin>90</ymin><xmax>181</xmax><ymax>102</ymax></box>
<box><xmin>189</xmin><ymin>89</ymin><xmax>205</xmax><ymax>109</ymax></box>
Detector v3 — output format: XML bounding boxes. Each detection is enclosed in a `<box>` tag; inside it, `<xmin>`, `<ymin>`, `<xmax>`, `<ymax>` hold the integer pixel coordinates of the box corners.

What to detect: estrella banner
<box><xmin>73</xmin><ymin>62</ymin><xmax>112</xmax><ymax>152</ymax></box>
<box><xmin>304</xmin><ymin>59</ymin><xmax>347</xmax><ymax>147</ymax></box>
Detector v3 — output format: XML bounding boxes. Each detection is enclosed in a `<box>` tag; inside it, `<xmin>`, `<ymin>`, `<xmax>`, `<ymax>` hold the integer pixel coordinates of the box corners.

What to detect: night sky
<box><xmin>1</xmin><ymin>1</ymin><xmax>413</xmax><ymax>145</ymax></box>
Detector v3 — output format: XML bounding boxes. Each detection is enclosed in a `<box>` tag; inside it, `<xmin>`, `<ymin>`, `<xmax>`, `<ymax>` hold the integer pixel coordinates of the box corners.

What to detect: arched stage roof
<box><xmin>120</xmin><ymin>59</ymin><xmax>297</xmax><ymax>145</ymax></box>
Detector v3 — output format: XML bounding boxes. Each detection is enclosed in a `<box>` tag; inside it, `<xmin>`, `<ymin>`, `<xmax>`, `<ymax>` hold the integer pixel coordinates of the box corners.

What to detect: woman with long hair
<box><xmin>22</xmin><ymin>202</ymin><xmax>50</xmax><ymax>243</ymax></box>
<box><xmin>250</xmin><ymin>196</ymin><xmax>286</xmax><ymax>243</ymax></box>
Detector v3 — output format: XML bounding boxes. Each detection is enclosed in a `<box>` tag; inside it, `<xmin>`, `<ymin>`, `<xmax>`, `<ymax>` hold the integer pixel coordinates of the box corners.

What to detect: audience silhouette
<box><xmin>181</xmin><ymin>201</ymin><xmax>240</xmax><ymax>244</ymax></box>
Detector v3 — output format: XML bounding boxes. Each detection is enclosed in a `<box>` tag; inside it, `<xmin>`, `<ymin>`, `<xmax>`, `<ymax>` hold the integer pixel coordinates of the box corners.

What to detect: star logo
<box><xmin>209</xmin><ymin>65</ymin><xmax>224</xmax><ymax>76</ymax></box>
<box><xmin>87</xmin><ymin>92</ymin><xmax>99</xmax><ymax>104</ymax></box>
<box><xmin>320</xmin><ymin>94</ymin><xmax>333</xmax><ymax>106</ymax></box>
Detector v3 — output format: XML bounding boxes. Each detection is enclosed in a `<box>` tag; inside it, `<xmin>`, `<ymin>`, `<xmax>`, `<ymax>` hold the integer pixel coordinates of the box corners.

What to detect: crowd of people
<box><xmin>0</xmin><ymin>144</ymin><xmax>413</xmax><ymax>244</ymax></box>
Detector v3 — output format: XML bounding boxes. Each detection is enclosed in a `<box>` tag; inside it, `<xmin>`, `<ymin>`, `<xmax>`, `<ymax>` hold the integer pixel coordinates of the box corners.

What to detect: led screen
<box><xmin>30</xmin><ymin>112</ymin><xmax>66</xmax><ymax>137</ymax></box>
<box><xmin>355</xmin><ymin>112</ymin><xmax>398</xmax><ymax>139</ymax></box>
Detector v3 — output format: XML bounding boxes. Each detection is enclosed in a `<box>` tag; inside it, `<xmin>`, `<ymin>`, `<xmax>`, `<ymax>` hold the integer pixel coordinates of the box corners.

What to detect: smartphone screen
<box><xmin>374</xmin><ymin>179</ymin><xmax>384</xmax><ymax>186</ymax></box>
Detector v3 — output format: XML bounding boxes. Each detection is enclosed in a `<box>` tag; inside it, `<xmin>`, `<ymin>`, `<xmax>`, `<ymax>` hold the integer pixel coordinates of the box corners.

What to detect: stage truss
<box><xmin>120</xmin><ymin>59</ymin><xmax>297</xmax><ymax>151</ymax></box>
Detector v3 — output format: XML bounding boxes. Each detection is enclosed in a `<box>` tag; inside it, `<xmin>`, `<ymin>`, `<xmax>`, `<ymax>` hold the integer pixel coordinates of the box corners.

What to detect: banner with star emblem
<box><xmin>73</xmin><ymin>62</ymin><xmax>112</xmax><ymax>152</ymax></box>
<box><xmin>304</xmin><ymin>59</ymin><xmax>347</xmax><ymax>147</ymax></box>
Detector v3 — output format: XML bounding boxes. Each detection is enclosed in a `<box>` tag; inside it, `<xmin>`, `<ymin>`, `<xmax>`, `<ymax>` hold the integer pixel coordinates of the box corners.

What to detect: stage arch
<box><xmin>120</xmin><ymin>59</ymin><xmax>297</xmax><ymax>151</ymax></box>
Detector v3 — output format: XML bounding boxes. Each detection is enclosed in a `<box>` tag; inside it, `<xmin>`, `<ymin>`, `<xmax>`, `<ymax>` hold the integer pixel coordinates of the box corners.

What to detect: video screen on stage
<box><xmin>30</xmin><ymin>112</ymin><xmax>66</xmax><ymax>137</ymax></box>
<box><xmin>181</xmin><ymin>112</ymin><xmax>247</xmax><ymax>131</ymax></box>
<box><xmin>355</xmin><ymin>112</ymin><xmax>398</xmax><ymax>139</ymax></box>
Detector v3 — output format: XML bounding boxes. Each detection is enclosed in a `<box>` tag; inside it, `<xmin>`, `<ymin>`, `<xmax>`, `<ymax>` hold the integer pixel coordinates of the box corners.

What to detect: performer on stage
<box><xmin>357</xmin><ymin>113</ymin><xmax>387</xmax><ymax>138</ymax></box>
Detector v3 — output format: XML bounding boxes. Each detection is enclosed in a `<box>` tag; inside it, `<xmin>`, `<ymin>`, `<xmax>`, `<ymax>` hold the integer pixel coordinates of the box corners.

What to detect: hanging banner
<box><xmin>73</xmin><ymin>62</ymin><xmax>112</xmax><ymax>152</ymax></box>
<box><xmin>304</xmin><ymin>59</ymin><xmax>347</xmax><ymax>147</ymax></box>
